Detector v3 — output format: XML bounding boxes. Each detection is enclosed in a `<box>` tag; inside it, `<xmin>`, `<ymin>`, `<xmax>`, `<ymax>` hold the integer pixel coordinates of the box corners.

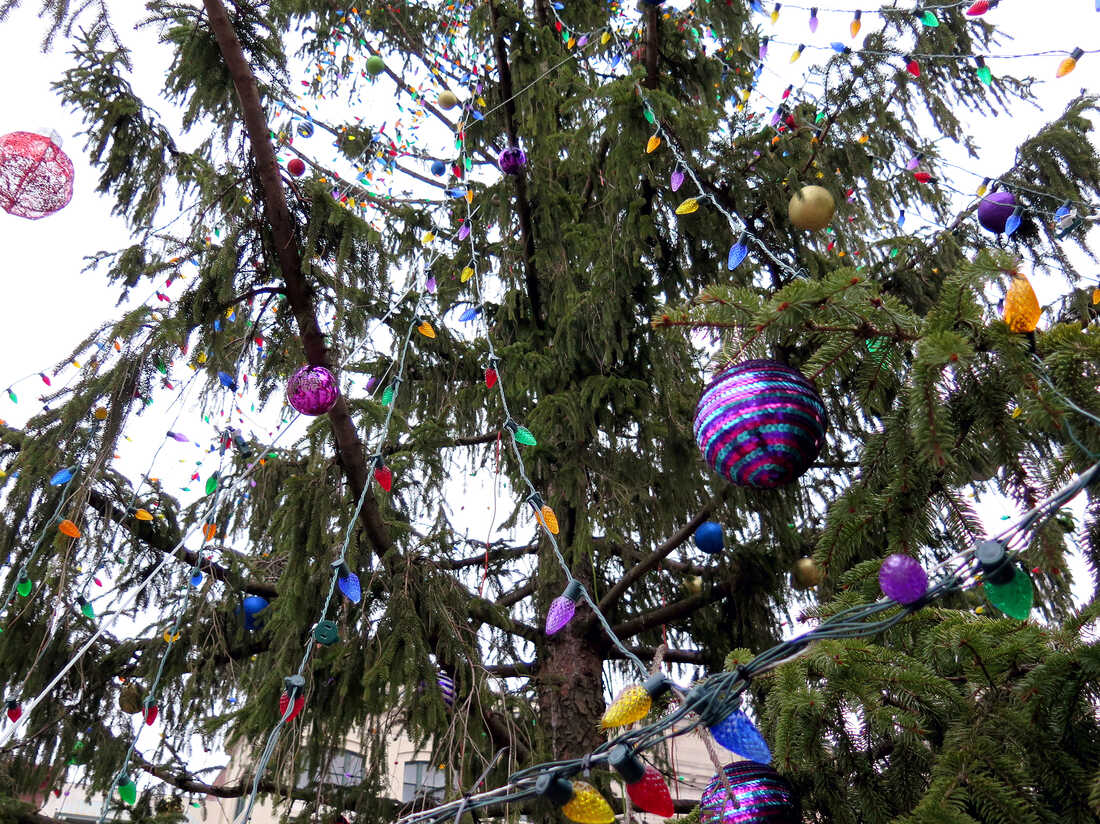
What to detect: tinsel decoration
<box><xmin>693</xmin><ymin>360</ymin><xmax>827</xmax><ymax>488</ymax></box>
<box><xmin>700</xmin><ymin>761</ymin><xmax>798</xmax><ymax>824</ymax></box>
<box><xmin>0</xmin><ymin>131</ymin><xmax>74</xmax><ymax>219</ymax></box>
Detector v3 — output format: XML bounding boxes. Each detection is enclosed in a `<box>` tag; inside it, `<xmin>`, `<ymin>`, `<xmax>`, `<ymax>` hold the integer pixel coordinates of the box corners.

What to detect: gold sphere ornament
<box><xmin>93</xmin><ymin>407</ymin><xmax>108</xmax><ymax>420</ymax></box>
<box><xmin>791</xmin><ymin>557</ymin><xmax>822</xmax><ymax>590</ymax></box>
<box><xmin>437</xmin><ymin>91</ymin><xmax>460</xmax><ymax>110</ymax></box>
<box><xmin>788</xmin><ymin>185</ymin><xmax>836</xmax><ymax>231</ymax></box>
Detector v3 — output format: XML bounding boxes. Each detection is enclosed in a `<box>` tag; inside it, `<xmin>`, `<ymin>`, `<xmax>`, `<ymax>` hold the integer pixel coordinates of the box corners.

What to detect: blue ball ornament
<box><xmin>242</xmin><ymin>595</ymin><xmax>269</xmax><ymax>631</ymax></box>
<box><xmin>430</xmin><ymin>160</ymin><xmax>446</xmax><ymax>176</ymax></box>
<box><xmin>694</xmin><ymin>521</ymin><xmax>724</xmax><ymax>554</ymax></box>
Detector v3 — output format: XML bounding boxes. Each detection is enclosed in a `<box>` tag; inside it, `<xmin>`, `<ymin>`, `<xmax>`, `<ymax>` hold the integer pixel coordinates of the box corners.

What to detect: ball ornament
<box><xmin>286</xmin><ymin>365</ymin><xmax>339</xmax><ymax>416</ymax></box>
<box><xmin>977</xmin><ymin>191</ymin><xmax>1016</xmax><ymax>234</ymax></box>
<box><xmin>437</xmin><ymin>90</ymin><xmax>460</xmax><ymax>110</ymax></box>
<box><xmin>792</xmin><ymin>557</ymin><xmax>822</xmax><ymax>590</ymax></box>
<box><xmin>694</xmin><ymin>360</ymin><xmax>827</xmax><ymax>489</ymax></box>
<box><xmin>700</xmin><ymin>761</ymin><xmax>798</xmax><ymax>824</ymax></box>
<box><xmin>0</xmin><ymin>131</ymin><xmax>74</xmax><ymax>219</ymax></box>
<box><xmin>498</xmin><ymin>146</ymin><xmax>527</xmax><ymax>175</ymax></box>
<box><xmin>788</xmin><ymin>185</ymin><xmax>835</xmax><ymax>230</ymax></box>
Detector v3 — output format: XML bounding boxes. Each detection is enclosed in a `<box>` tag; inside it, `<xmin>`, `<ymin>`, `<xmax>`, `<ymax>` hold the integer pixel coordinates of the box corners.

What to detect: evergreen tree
<box><xmin>0</xmin><ymin>2</ymin><xmax>1098</xmax><ymax>824</ymax></box>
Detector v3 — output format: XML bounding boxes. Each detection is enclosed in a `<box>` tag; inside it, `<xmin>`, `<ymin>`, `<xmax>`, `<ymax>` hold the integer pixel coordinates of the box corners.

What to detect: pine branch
<box><xmin>597</xmin><ymin>491</ymin><xmax>728</xmax><ymax>613</ymax></box>
<box><xmin>84</xmin><ymin>486</ymin><xmax>277</xmax><ymax>598</ymax></box>
<box><xmin>611</xmin><ymin>580</ymin><xmax>734</xmax><ymax>639</ymax></box>
<box><xmin>201</xmin><ymin>0</ymin><xmax>392</xmax><ymax>562</ymax></box>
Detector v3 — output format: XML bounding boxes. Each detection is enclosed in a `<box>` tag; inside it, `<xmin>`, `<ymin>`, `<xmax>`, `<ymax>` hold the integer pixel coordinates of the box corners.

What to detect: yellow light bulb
<box><xmin>789</xmin><ymin>45</ymin><xmax>803</xmax><ymax>63</ymax></box>
<box><xmin>417</xmin><ymin>320</ymin><xmax>436</xmax><ymax>338</ymax></box>
<box><xmin>561</xmin><ymin>782</ymin><xmax>615</xmax><ymax>824</ymax></box>
<box><xmin>600</xmin><ymin>684</ymin><xmax>651</xmax><ymax>729</ymax></box>
<box><xmin>539</xmin><ymin>505</ymin><xmax>560</xmax><ymax>535</ymax></box>
<box><xmin>675</xmin><ymin>198</ymin><xmax>700</xmax><ymax>215</ymax></box>
<box><xmin>645</xmin><ymin>135</ymin><xmax>661</xmax><ymax>154</ymax></box>
<box><xmin>1004</xmin><ymin>273</ymin><xmax>1041</xmax><ymax>333</ymax></box>
<box><xmin>135</xmin><ymin>509</ymin><xmax>153</xmax><ymax>521</ymax></box>
<box><xmin>1056</xmin><ymin>48</ymin><xmax>1083</xmax><ymax>78</ymax></box>
<box><xmin>461</xmin><ymin>266</ymin><xmax>474</xmax><ymax>283</ymax></box>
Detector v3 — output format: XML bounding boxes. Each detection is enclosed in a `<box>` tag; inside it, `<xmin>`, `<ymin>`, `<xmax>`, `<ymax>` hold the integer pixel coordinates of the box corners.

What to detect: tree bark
<box><xmin>201</xmin><ymin>0</ymin><xmax>392</xmax><ymax>561</ymax></box>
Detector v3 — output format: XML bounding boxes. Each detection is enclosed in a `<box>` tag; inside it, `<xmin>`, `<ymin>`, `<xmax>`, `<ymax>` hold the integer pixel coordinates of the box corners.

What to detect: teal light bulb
<box><xmin>983</xmin><ymin>565</ymin><xmax>1033</xmax><ymax>620</ymax></box>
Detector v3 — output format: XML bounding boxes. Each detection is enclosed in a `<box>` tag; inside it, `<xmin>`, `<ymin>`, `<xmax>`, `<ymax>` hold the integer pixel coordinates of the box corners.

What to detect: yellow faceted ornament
<box><xmin>600</xmin><ymin>684</ymin><xmax>651</xmax><ymax>729</ymax></box>
<box><xmin>1003</xmin><ymin>273</ymin><xmax>1041</xmax><ymax>333</ymax></box>
<box><xmin>561</xmin><ymin>782</ymin><xmax>615</xmax><ymax>824</ymax></box>
<box><xmin>675</xmin><ymin>198</ymin><xmax>700</xmax><ymax>215</ymax></box>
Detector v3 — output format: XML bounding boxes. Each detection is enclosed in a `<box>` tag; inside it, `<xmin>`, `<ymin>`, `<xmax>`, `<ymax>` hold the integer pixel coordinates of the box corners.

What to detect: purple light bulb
<box><xmin>545</xmin><ymin>580</ymin><xmax>583</xmax><ymax>635</ymax></box>
<box><xmin>905</xmin><ymin>153</ymin><xmax>923</xmax><ymax>171</ymax></box>
<box><xmin>879</xmin><ymin>553</ymin><xmax>928</xmax><ymax>604</ymax></box>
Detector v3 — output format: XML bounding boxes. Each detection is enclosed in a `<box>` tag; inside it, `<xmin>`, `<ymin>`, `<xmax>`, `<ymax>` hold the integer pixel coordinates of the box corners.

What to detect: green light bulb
<box><xmin>514</xmin><ymin>426</ymin><xmax>537</xmax><ymax>446</ymax></box>
<box><xmin>983</xmin><ymin>565</ymin><xmax>1033</xmax><ymax>620</ymax></box>
<box><xmin>920</xmin><ymin>10</ymin><xmax>939</xmax><ymax>26</ymax></box>
<box><xmin>381</xmin><ymin>385</ymin><xmax>394</xmax><ymax>406</ymax></box>
<box><xmin>78</xmin><ymin>596</ymin><xmax>95</xmax><ymax>620</ymax></box>
<box><xmin>975</xmin><ymin>57</ymin><xmax>992</xmax><ymax>86</ymax></box>
<box><xmin>16</xmin><ymin>573</ymin><xmax>31</xmax><ymax>597</ymax></box>
<box><xmin>117</xmin><ymin>775</ymin><xmax>137</xmax><ymax>805</ymax></box>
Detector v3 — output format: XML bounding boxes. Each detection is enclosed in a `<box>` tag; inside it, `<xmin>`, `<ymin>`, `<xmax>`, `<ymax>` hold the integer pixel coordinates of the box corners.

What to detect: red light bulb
<box><xmin>5</xmin><ymin>700</ymin><xmax>22</xmax><ymax>722</ymax></box>
<box><xmin>278</xmin><ymin>691</ymin><xmax>306</xmax><ymax>722</ymax></box>
<box><xmin>485</xmin><ymin>367</ymin><xmax>498</xmax><ymax>388</ymax></box>
<box><xmin>966</xmin><ymin>0</ymin><xmax>991</xmax><ymax>14</ymax></box>
<box><xmin>626</xmin><ymin>765</ymin><xmax>675</xmax><ymax>817</ymax></box>
<box><xmin>905</xmin><ymin>56</ymin><xmax>921</xmax><ymax>77</ymax></box>
<box><xmin>913</xmin><ymin>171</ymin><xmax>933</xmax><ymax>183</ymax></box>
<box><xmin>144</xmin><ymin>704</ymin><xmax>158</xmax><ymax>725</ymax></box>
<box><xmin>374</xmin><ymin>464</ymin><xmax>393</xmax><ymax>492</ymax></box>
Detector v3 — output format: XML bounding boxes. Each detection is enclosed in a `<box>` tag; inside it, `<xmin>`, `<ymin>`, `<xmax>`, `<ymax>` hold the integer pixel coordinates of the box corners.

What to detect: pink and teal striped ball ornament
<box><xmin>700</xmin><ymin>761</ymin><xmax>798</xmax><ymax>824</ymax></box>
<box><xmin>694</xmin><ymin>360</ymin><xmax>827</xmax><ymax>489</ymax></box>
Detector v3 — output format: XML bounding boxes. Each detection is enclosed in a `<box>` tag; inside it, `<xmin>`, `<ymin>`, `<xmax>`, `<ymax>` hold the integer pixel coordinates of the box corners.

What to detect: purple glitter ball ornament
<box><xmin>879</xmin><ymin>553</ymin><xmax>928</xmax><ymax>604</ymax></box>
<box><xmin>545</xmin><ymin>580</ymin><xmax>582</xmax><ymax>635</ymax></box>
<box><xmin>977</xmin><ymin>191</ymin><xmax>1016</xmax><ymax>234</ymax></box>
<box><xmin>700</xmin><ymin>761</ymin><xmax>798</xmax><ymax>824</ymax></box>
<box><xmin>286</xmin><ymin>365</ymin><xmax>339</xmax><ymax>416</ymax></box>
<box><xmin>498</xmin><ymin>146</ymin><xmax>527</xmax><ymax>175</ymax></box>
<box><xmin>694</xmin><ymin>360</ymin><xmax>827</xmax><ymax>489</ymax></box>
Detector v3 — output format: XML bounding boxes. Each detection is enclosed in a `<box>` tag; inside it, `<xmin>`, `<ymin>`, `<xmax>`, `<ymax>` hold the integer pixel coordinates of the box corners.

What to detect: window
<box><xmin>296</xmin><ymin>749</ymin><xmax>365</xmax><ymax>789</ymax></box>
<box><xmin>402</xmin><ymin>760</ymin><xmax>445</xmax><ymax>803</ymax></box>
<box><xmin>324</xmin><ymin>749</ymin><xmax>365</xmax><ymax>787</ymax></box>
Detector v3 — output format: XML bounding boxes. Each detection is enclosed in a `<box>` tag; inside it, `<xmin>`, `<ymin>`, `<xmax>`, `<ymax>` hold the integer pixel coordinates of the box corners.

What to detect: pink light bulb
<box><xmin>545</xmin><ymin>580</ymin><xmax>582</xmax><ymax>635</ymax></box>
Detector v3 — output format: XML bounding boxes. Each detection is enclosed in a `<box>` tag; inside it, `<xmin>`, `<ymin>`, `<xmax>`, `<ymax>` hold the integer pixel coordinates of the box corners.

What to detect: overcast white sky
<box><xmin>0</xmin><ymin>0</ymin><xmax>1098</xmax><ymax>792</ymax></box>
